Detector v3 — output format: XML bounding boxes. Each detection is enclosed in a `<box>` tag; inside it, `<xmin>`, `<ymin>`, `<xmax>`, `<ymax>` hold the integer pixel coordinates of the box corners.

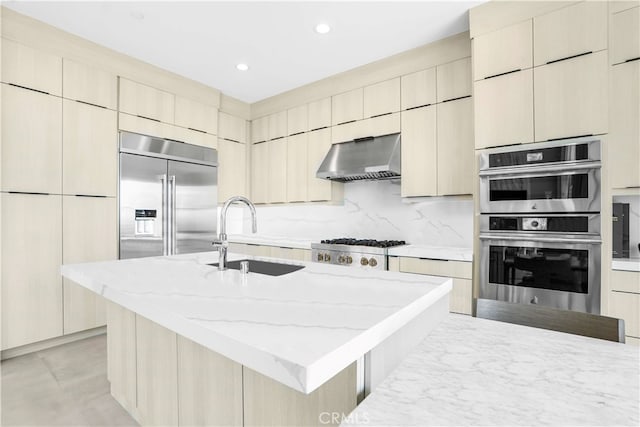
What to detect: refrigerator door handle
<box><xmin>161</xmin><ymin>174</ymin><xmax>169</xmax><ymax>256</ymax></box>
<box><xmin>169</xmin><ymin>175</ymin><xmax>177</xmax><ymax>255</ymax></box>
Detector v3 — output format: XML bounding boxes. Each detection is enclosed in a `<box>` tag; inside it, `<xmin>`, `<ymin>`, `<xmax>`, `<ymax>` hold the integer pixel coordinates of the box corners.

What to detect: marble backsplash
<box><xmin>224</xmin><ymin>180</ymin><xmax>473</xmax><ymax>248</ymax></box>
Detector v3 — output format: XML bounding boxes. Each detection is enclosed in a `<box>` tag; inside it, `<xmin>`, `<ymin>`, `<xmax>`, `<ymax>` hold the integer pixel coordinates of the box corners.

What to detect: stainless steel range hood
<box><xmin>315</xmin><ymin>133</ymin><xmax>401</xmax><ymax>182</ymax></box>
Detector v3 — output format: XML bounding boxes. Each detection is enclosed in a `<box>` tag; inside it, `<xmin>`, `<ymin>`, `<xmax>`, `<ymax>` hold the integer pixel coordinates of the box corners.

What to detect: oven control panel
<box><xmin>311</xmin><ymin>249</ymin><xmax>386</xmax><ymax>270</ymax></box>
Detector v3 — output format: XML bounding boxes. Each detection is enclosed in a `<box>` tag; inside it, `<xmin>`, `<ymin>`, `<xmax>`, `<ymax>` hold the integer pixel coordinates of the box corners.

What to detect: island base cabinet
<box><xmin>243</xmin><ymin>363</ymin><xmax>357</xmax><ymax>427</ymax></box>
<box><xmin>106</xmin><ymin>303</ymin><xmax>137</xmax><ymax>419</ymax></box>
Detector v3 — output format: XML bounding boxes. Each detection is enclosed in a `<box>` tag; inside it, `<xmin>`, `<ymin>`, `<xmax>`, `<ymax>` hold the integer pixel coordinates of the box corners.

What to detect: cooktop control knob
<box><xmin>360</xmin><ymin>257</ymin><xmax>369</xmax><ymax>266</ymax></box>
<box><xmin>346</xmin><ymin>256</ymin><xmax>353</xmax><ymax>264</ymax></box>
<box><xmin>338</xmin><ymin>255</ymin><xmax>346</xmax><ymax>264</ymax></box>
<box><xmin>317</xmin><ymin>253</ymin><xmax>324</xmax><ymax>262</ymax></box>
<box><xmin>369</xmin><ymin>258</ymin><xmax>378</xmax><ymax>267</ymax></box>
<box><xmin>324</xmin><ymin>253</ymin><xmax>331</xmax><ymax>262</ymax></box>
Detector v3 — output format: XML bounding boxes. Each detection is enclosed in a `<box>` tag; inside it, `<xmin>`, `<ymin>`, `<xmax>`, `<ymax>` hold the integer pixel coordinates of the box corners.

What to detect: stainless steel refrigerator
<box><xmin>119</xmin><ymin>131</ymin><xmax>218</xmax><ymax>259</ymax></box>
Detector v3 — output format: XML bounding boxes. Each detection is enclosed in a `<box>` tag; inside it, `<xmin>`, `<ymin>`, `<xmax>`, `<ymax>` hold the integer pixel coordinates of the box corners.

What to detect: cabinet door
<box><xmin>332</xmin><ymin>88</ymin><xmax>363</xmax><ymax>125</ymax></box>
<box><xmin>119</xmin><ymin>78</ymin><xmax>174</xmax><ymax>123</ymax></box>
<box><xmin>219</xmin><ymin>112</ymin><xmax>247</xmax><ymax>143</ymax></box>
<box><xmin>1</xmin><ymin>193</ymin><xmax>62</xmax><ymax>350</ymax></box>
<box><xmin>473</xmin><ymin>20</ymin><xmax>533</xmax><ymax>80</ymax></box>
<box><xmin>437</xmin><ymin>98</ymin><xmax>473</xmax><ymax>196</ymax></box>
<box><xmin>534</xmin><ymin>51</ymin><xmax>608</xmax><ymax>141</ymax></box>
<box><xmin>401</xmin><ymin>105</ymin><xmax>437</xmax><ymax>197</ymax></box>
<box><xmin>287</xmin><ymin>104</ymin><xmax>308</xmax><ymax>135</ymax></box>
<box><xmin>63</xmin><ymin>196</ymin><xmax>116</xmax><ymax>334</ymax></box>
<box><xmin>331</xmin><ymin>113</ymin><xmax>400</xmax><ymax>144</ymax></box>
<box><xmin>307</xmin><ymin>128</ymin><xmax>336</xmax><ymax>201</ymax></box>
<box><xmin>436</xmin><ymin>58</ymin><xmax>471</xmax><ymax>102</ymax></box>
<box><xmin>610</xmin><ymin>0</ymin><xmax>640</xmax><ymax>14</ymax></box>
<box><xmin>610</xmin><ymin>60</ymin><xmax>640</xmax><ymax>189</ymax></box>
<box><xmin>1</xmin><ymin>84</ymin><xmax>62</xmax><ymax>193</ymax></box>
<box><xmin>268</xmin><ymin>138</ymin><xmax>287</xmax><ymax>203</ymax></box>
<box><xmin>251</xmin><ymin>116</ymin><xmax>269</xmax><ymax>144</ymax></box>
<box><xmin>286</xmin><ymin>133</ymin><xmax>308</xmax><ymax>202</ymax></box>
<box><xmin>107</xmin><ymin>303</ymin><xmax>137</xmax><ymax>414</ymax></box>
<box><xmin>474</xmin><ymin>69</ymin><xmax>534</xmax><ymax>148</ymax></box>
<box><xmin>307</xmin><ymin>97</ymin><xmax>331</xmax><ymax>131</ymax></box>
<box><xmin>218</xmin><ymin>139</ymin><xmax>248</xmax><ymax>202</ymax></box>
<box><xmin>172</xmin><ymin>127</ymin><xmax>217</xmax><ymax>149</ymax></box>
<box><xmin>401</xmin><ymin>68</ymin><xmax>437</xmax><ymax>110</ymax></box>
<box><xmin>251</xmin><ymin>143</ymin><xmax>269</xmax><ymax>204</ymax></box>
<box><xmin>1</xmin><ymin>38</ymin><xmax>62</xmax><ymax>95</ymax></box>
<box><xmin>611</xmin><ymin>6</ymin><xmax>640</xmax><ymax>65</ymax></box>
<box><xmin>450</xmin><ymin>278</ymin><xmax>473</xmax><ymax>315</ymax></box>
<box><xmin>609</xmin><ymin>291</ymin><xmax>640</xmax><ymax>338</ymax></box>
<box><xmin>62</xmin><ymin>59</ymin><xmax>117</xmax><ymax>109</ymax></box>
<box><xmin>63</xmin><ymin>100</ymin><xmax>117</xmax><ymax>196</ymax></box>
<box><xmin>363</xmin><ymin>78</ymin><xmax>400</xmax><ymax>118</ymax></box>
<box><xmin>268</xmin><ymin>111</ymin><xmax>288</xmax><ymax>141</ymax></box>
<box><xmin>534</xmin><ymin>1</ymin><xmax>607</xmax><ymax>66</ymax></box>
<box><xmin>174</xmin><ymin>95</ymin><xmax>218</xmax><ymax>135</ymax></box>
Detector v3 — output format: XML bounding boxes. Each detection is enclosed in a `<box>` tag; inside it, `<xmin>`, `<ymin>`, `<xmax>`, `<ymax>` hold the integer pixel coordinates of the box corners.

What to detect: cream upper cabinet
<box><xmin>62</xmin><ymin>59</ymin><xmax>117</xmax><ymax>109</ymax></box>
<box><xmin>172</xmin><ymin>127</ymin><xmax>217</xmax><ymax>150</ymax></box>
<box><xmin>119</xmin><ymin>113</ymin><xmax>174</xmax><ymax>140</ymax></box>
<box><xmin>62</xmin><ymin>196</ymin><xmax>116</xmax><ymax>334</ymax></box>
<box><xmin>119</xmin><ymin>78</ymin><xmax>174</xmax><ymax>123</ymax></box>
<box><xmin>611</xmin><ymin>6</ymin><xmax>640</xmax><ymax>65</ymax></box>
<box><xmin>268</xmin><ymin>111</ymin><xmax>288</xmax><ymax>140</ymax></box>
<box><xmin>174</xmin><ymin>95</ymin><xmax>218</xmax><ymax>135</ymax></box>
<box><xmin>63</xmin><ymin>100</ymin><xmax>117</xmax><ymax>197</ymax></box>
<box><xmin>473</xmin><ymin>20</ymin><xmax>533</xmax><ymax>80</ymax></box>
<box><xmin>332</xmin><ymin>88</ymin><xmax>363</xmax><ymax>125</ymax></box>
<box><xmin>401</xmin><ymin>68</ymin><xmax>437</xmax><ymax>110</ymax></box>
<box><xmin>286</xmin><ymin>133</ymin><xmax>308</xmax><ymax>202</ymax></box>
<box><xmin>610</xmin><ymin>60</ymin><xmax>640</xmax><ymax>189</ymax></box>
<box><xmin>250</xmin><ymin>143</ymin><xmax>269</xmax><ymax>204</ymax></box>
<box><xmin>363</xmin><ymin>78</ymin><xmax>401</xmax><ymax>118</ymax></box>
<box><xmin>1</xmin><ymin>84</ymin><xmax>62</xmax><ymax>193</ymax></box>
<box><xmin>251</xmin><ymin>116</ymin><xmax>269</xmax><ymax>144</ymax></box>
<box><xmin>219</xmin><ymin>112</ymin><xmax>247</xmax><ymax>143</ymax></box>
<box><xmin>218</xmin><ymin>139</ymin><xmax>248</xmax><ymax>201</ymax></box>
<box><xmin>287</xmin><ymin>105</ymin><xmax>308</xmax><ymax>135</ymax></box>
<box><xmin>1</xmin><ymin>193</ymin><xmax>62</xmax><ymax>350</ymax></box>
<box><xmin>268</xmin><ymin>138</ymin><xmax>287</xmax><ymax>203</ymax></box>
<box><xmin>401</xmin><ymin>105</ymin><xmax>437</xmax><ymax>197</ymax></box>
<box><xmin>437</xmin><ymin>97</ymin><xmax>473</xmax><ymax>196</ymax></box>
<box><xmin>533</xmin><ymin>1</ymin><xmax>607</xmax><ymax>66</ymax></box>
<box><xmin>534</xmin><ymin>51</ymin><xmax>608</xmax><ymax>141</ymax></box>
<box><xmin>474</xmin><ymin>69</ymin><xmax>534</xmax><ymax>148</ymax></box>
<box><xmin>437</xmin><ymin>58</ymin><xmax>472</xmax><ymax>102</ymax></box>
<box><xmin>308</xmin><ymin>97</ymin><xmax>331</xmax><ymax>130</ymax></box>
<box><xmin>610</xmin><ymin>0</ymin><xmax>640</xmax><ymax>14</ymax></box>
<box><xmin>330</xmin><ymin>113</ymin><xmax>400</xmax><ymax>144</ymax></box>
<box><xmin>1</xmin><ymin>38</ymin><xmax>62</xmax><ymax>95</ymax></box>
<box><xmin>307</xmin><ymin>128</ymin><xmax>337</xmax><ymax>201</ymax></box>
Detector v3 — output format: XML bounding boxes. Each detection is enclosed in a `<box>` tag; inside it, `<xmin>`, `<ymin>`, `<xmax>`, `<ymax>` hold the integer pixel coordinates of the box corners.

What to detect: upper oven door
<box><xmin>479</xmin><ymin>163</ymin><xmax>601</xmax><ymax>214</ymax></box>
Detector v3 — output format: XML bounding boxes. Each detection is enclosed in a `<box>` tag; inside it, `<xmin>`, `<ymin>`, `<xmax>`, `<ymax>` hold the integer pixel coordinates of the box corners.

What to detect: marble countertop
<box><xmin>387</xmin><ymin>245</ymin><xmax>473</xmax><ymax>262</ymax></box>
<box><xmin>343</xmin><ymin>314</ymin><xmax>640</xmax><ymax>427</ymax></box>
<box><xmin>61</xmin><ymin>251</ymin><xmax>451</xmax><ymax>394</ymax></box>
<box><xmin>612</xmin><ymin>258</ymin><xmax>640</xmax><ymax>272</ymax></box>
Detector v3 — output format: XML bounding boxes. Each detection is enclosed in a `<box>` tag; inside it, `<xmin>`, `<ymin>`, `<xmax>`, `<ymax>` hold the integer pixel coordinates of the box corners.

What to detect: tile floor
<box><xmin>1</xmin><ymin>334</ymin><xmax>137</xmax><ymax>426</ymax></box>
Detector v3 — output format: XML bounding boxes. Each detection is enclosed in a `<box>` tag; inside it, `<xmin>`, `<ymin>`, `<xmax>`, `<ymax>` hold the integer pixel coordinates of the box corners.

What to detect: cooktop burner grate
<box><xmin>319</xmin><ymin>238</ymin><xmax>406</xmax><ymax>248</ymax></box>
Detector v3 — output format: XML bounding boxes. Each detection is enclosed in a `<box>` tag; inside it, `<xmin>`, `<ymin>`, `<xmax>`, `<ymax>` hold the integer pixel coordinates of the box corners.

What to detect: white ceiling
<box><xmin>4</xmin><ymin>1</ymin><xmax>485</xmax><ymax>103</ymax></box>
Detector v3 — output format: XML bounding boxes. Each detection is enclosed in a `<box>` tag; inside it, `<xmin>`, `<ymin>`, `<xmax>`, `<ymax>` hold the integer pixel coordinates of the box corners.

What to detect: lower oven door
<box><xmin>479</xmin><ymin>234</ymin><xmax>601</xmax><ymax>314</ymax></box>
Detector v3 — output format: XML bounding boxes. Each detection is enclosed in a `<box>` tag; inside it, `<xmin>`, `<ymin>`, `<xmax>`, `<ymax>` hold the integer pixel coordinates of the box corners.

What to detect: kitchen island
<box><xmin>61</xmin><ymin>251</ymin><xmax>452</xmax><ymax>426</ymax></box>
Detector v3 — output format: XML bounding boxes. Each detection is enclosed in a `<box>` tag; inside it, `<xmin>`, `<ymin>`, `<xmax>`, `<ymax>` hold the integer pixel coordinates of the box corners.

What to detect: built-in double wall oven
<box><xmin>478</xmin><ymin>137</ymin><xmax>602</xmax><ymax>314</ymax></box>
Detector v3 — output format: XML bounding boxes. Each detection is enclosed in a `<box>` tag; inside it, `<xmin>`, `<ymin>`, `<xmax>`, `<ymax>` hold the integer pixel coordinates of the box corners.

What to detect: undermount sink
<box><xmin>208</xmin><ymin>259</ymin><xmax>305</xmax><ymax>276</ymax></box>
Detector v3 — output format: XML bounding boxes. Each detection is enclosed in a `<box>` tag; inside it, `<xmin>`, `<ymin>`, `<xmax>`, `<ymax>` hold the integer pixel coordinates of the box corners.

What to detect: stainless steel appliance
<box><xmin>119</xmin><ymin>131</ymin><xmax>218</xmax><ymax>259</ymax></box>
<box><xmin>311</xmin><ymin>238</ymin><xmax>406</xmax><ymax>271</ymax></box>
<box><xmin>479</xmin><ymin>137</ymin><xmax>601</xmax><ymax>214</ymax></box>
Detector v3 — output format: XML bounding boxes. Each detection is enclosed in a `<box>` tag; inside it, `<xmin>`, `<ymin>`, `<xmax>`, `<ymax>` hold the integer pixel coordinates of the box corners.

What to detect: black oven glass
<box><xmin>489</xmin><ymin>174</ymin><xmax>589</xmax><ymax>202</ymax></box>
<box><xmin>488</xmin><ymin>144</ymin><xmax>589</xmax><ymax>168</ymax></box>
<box><xmin>488</xmin><ymin>245</ymin><xmax>588</xmax><ymax>293</ymax></box>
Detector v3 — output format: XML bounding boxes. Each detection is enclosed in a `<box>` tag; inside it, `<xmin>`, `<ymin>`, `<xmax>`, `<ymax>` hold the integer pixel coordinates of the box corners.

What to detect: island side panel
<box><xmin>106</xmin><ymin>302</ymin><xmax>137</xmax><ymax>418</ymax></box>
<box><xmin>242</xmin><ymin>362</ymin><xmax>357</xmax><ymax>427</ymax></box>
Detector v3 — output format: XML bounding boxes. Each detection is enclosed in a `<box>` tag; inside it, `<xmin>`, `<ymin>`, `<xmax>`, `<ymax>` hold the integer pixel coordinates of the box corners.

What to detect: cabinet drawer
<box><xmin>308</xmin><ymin>97</ymin><xmax>331</xmax><ymax>131</ymax></box>
<box><xmin>63</xmin><ymin>59</ymin><xmax>117</xmax><ymax>109</ymax></box>
<box><xmin>174</xmin><ymin>96</ymin><xmax>218</xmax><ymax>135</ymax></box>
<box><xmin>611</xmin><ymin>270</ymin><xmax>640</xmax><ymax>293</ymax></box>
<box><xmin>436</xmin><ymin>58</ymin><xmax>471</xmax><ymax>102</ymax></box>
<box><xmin>119</xmin><ymin>78</ymin><xmax>174</xmax><ymax>123</ymax></box>
<box><xmin>287</xmin><ymin>105</ymin><xmax>308</xmax><ymax>136</ymax></box>
<box><xmin>251</xmin><ymin>116</ymin><xmax>269</xmax><ymax>144</ymax></box>
<box><xmin>401</xmin><ymin>68</ymin><xmax>436</xmax><ymax>110</ymax></box>
<box><xmin>609</xmin><ymin>291</ymin><xmax>640</xmax><ymax>338</ymax></box>
<box><xmin>268</xmin><ymin>111</ymin><xmax>288</xmax><ymax>141</ymax></box>
<box><xmin>1</xmin><ymin>38</ymin><xmax>62</xmax><ymax>95</ymax></box>
<box><xmin>534</xmin><ymin>1</ymin><xmax>607</xmax><ymax>66</ymax></box>
<box><xmin>219</xmin><ymin>112</ymin><xmax>247</xmax><ymax>143</ymax></box>
<box><xmin>473</xmin><ymin>20</ymin><xmax>532</xmax><ymax>80</ymax></box>
<box><xmin>363</xmin><ymin>78</ymin><xmax>400</xmax><ymax>118</ymax></box>
<box><xmin>399</xmin><ymin>257</ymin><xmax>472</xmax><ymax>280</ymax></box>
<box><xmin>332</xmin><ymin>88</ymin><xmax>363</xmax><ymax>125</ymax></box>
<box><xmin>611</xmin><ymin>6</ymin><xmax>640</xmax><ymax>64</ymax></box>
<box><xmin>534</xmin><ymin>51</ymin><xmax>608</xmax><ymax>141</ymax></box>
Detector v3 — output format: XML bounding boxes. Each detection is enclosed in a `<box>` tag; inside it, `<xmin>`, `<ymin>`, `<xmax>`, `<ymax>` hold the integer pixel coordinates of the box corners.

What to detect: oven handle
<box><xmin>479</xmin><ymin>234</ymin><xmax>602</xmax><ymax>245</ymax></box>
<box><xmin>479</xmin><ymin>161</ymin><xmax>601</xmax><ymax>177</ymax></box>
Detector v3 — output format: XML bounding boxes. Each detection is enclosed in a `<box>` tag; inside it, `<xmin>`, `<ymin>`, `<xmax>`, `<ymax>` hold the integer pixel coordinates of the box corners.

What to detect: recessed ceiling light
<box><xmin>236</xmin><ymin>63</ymin><xmax>249</xmax><ymax>71</ymax></box>
<box><xmin>315</xmin><ymin>23</ymin><xmax>331</xmax><ymax>34</ymax></box>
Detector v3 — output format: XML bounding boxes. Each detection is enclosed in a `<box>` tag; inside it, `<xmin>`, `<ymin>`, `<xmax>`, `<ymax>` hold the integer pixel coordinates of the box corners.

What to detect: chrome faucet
<box><xmin>213</xmin><ymin>196</ymin><xmax>258</xmax><ymax>270</ymax></box>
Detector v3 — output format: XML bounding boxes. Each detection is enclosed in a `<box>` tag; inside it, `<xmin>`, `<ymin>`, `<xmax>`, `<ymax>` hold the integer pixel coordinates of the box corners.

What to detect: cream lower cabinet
<box><xmin>307</xmin><ymin>128</ymin><xmax>343</xmax><ymax>202</ymax></box>
<box><xmin>609</xmin><ymin>270</ymin><xmax>640</xmax><ymax>343</ymax></box>
<box><xmin>1</xmin><ymin>84</ymin><xmax>62</xmax><ymax>193</ymax></box>
<box><xmin>1</xmin><ymin>193</ymin><xmax>62</xmax><ymax>350</ymax></box>
<box><xmin>286</xmin><ymin>133</ymin><xmax>308</xmax><ymax>202</ymax></box>
<box><xmin>401</xmin><ymin>105</ymin><xmax>437</xmax><ymax>197</ymax></box>
<box><xmin>228</xmin><ymin>243</ymin><xmax>311</xmax><ymax>261</ymax></box>
<box><xmin>268</xmin><ymin>138</ymin><xmax>288</xmax><ymax>203</ymax></box>
<box><xmin>534</xmin><ymin>51</ymin><xmax>608</xmax><ymax>141</ymax></box>
<box><xmin>218</xmin><ymin>138</ymin><xmax>248</xmax><ymax>202</ymax></box>
<box><xmin>250</xmin><ymin>143</ymin><xmax>269</xmax><ymax>204</ymax></box>
<box><xmin>62</xmin><ymin>196</ymin><xmax>117</xmax><ymax>335</ymax></box>
<box><xmin>610</xmin><ymin>60</ymin><xmax>640</xmax><ymax>189</ymax></box>
<box><xmin>106</xmin><ymin>302</ymin><xmax>137</xmax><ymax>416</ymax></box>
<box><xmin>437</xmin><ymin>97</ymin><xmax>473</xmax><ymax>195</ymax></box>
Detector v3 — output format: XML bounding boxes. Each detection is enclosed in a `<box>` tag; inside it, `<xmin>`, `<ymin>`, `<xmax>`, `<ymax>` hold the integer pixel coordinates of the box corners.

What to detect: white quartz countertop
<box><xmin>612</xmin><ymin>258</ymin><xmax>640</xmax><ymax>272</ymax></box>
<box><xmin>343</xmin><ymin>314</ymin><xmax>640</xmax><ymax>427</ymax></box>
<box><xmin>61</xmin><ymin>252</ymin><xmax>451</xmax><ymax>394</ymax></box>
<box><xmin>387</xmin><ymin>245</ymin><xmax>473</xmax><ymax>262</ymax></box>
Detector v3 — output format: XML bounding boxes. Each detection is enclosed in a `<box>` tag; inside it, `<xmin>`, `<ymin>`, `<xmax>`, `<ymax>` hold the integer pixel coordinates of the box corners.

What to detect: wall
<box><xmin>227</xmin><ymin>181</ymin><xmax>473</xmax><ymax>248</ymax></box>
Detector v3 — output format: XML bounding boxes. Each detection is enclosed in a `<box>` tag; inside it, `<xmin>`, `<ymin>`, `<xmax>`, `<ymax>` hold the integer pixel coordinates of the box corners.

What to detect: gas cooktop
<box><xmin>318</xmin><ymin>238</ymin><xmax>406</xmax><ymax>248</ymax></box>
<box><xmin>311</xmin><ymin>238</ymin><xmax>407</xmax><ymax>270</ymax></box>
